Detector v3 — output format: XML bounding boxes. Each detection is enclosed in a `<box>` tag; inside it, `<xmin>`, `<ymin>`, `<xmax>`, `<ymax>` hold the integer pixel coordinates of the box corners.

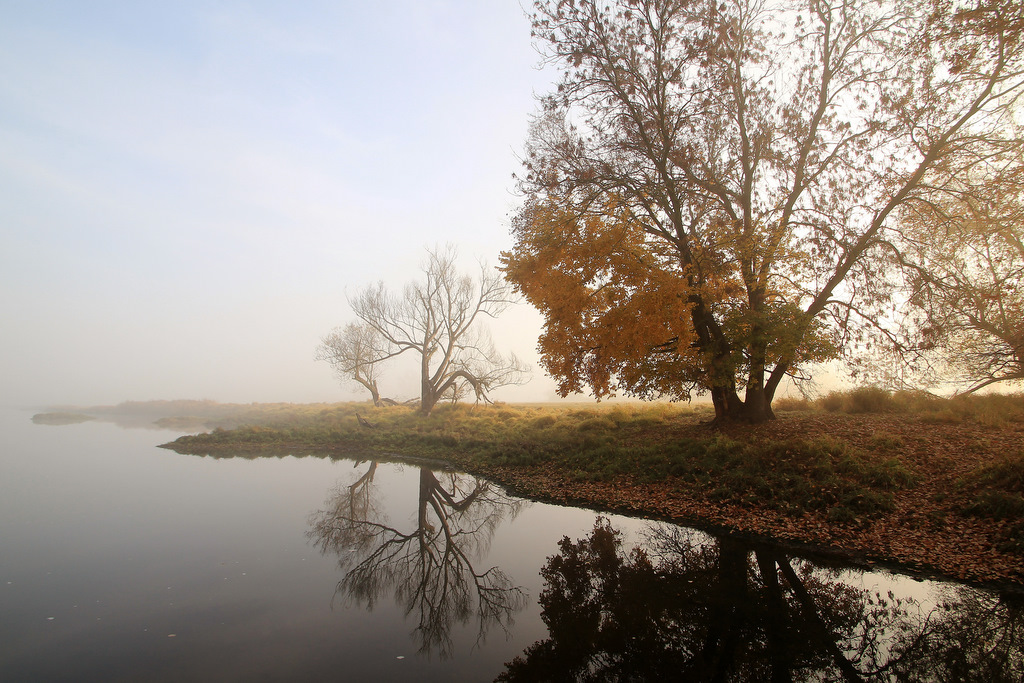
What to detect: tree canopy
<box><xmin>501</xmin><ymin>0</ymin><xmax>1024</xmax><ymax>421</ymax></box>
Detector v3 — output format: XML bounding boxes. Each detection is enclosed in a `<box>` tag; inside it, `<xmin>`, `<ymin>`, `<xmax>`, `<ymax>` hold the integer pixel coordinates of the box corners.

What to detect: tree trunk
<box><xmin>420</xmin><ymin>394</ymin><xmax>438</xmax><ymax>416</ymax></box>
<box><xmin>420</xmin><ymin>380</ymin><xmax>439</xmax><ymax>416</ymax></box>
<box><xmin>692</xmin><ymin>296</ymin><xmax>777</xmax><ymax>424</ymax></box>
<box><xmin>355</xmin><ymin>375</ymin><xmax>383</xmax><ymax>407</ymax></box>
<box><xmin>420</xmin><ymin>353</ymin><xmax>437</xmax><ymax>415</ymax></box>
<box><xmin>741</xmin><ymin>381</ymin><xmax>776</xmax><ymax>423</ymax></box>
<box><xmin>742</xmin><ymin>336</ymin><xmax>777</xmax><ymax>423</ymax></box>
<box><xmin>710</xmin><ymin>384</ymin><xmax>776</xmax><ymax>424</ymax></box>
<box><xmin>710</xmin><ymin>385</ymin><xmax>744</xmax><ymax>421</ymax></box>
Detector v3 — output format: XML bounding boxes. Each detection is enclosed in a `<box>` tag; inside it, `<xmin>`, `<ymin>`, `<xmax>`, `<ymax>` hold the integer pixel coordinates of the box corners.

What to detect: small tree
<box><xmin>315</xmin><ymin>322</ymin><xmax>392</xmax><ymax>406</ymax></box>
<box><xmin>349</xmin><ymin>247</ymin><xmax>529</xmax><ymax>416</ymax></box>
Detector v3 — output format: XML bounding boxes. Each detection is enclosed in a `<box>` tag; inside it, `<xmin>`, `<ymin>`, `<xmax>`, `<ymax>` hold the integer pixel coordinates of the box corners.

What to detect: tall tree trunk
<box><xmin>420</xmin><ymin>386</ymin><xmax>438</xmax><ymax>416</ymax></box>
<box><xmin>742</xmin><ymin>350</ymin><xmax>776</xmax><ymax>423</ymax></box>
<box><xmin>420</xmin><ymin>352</ymin><xmax>437</xmax><ymax>416</ymax></box>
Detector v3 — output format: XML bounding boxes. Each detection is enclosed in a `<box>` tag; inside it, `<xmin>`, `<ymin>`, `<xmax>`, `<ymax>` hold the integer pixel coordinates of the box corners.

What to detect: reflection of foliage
<box><xmin>308</xmin><ymin>461</ymin><xmax>526</xmax><ymax>659</ymax></box>
<box><xmin>499</xmin><ymin>519</ymin><xmax>1024</xmax><ymax>682</ymax></box>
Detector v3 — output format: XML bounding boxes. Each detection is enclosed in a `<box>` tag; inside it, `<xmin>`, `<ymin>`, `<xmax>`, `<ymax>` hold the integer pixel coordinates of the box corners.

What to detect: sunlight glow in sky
<box><xmin>1</xmin><ymin>1</ymin><xmax>565</xmax><ymax>407</ymax></box>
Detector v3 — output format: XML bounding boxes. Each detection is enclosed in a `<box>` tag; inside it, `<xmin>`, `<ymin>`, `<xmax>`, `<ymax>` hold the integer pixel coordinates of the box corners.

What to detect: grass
<box><xmin>959</xmin><ymin>454</ymin><xmax>1024</xmax><ymax>552</ymax></box>
<box><xmin>627</xmin><ymin>435</ymin><xmax>914</xmax><ymax>518</ymax></box>
<box><xmin>166</xmin><ymin>398</ymin><xmax>919</xmax><ymax>521</ymax></box>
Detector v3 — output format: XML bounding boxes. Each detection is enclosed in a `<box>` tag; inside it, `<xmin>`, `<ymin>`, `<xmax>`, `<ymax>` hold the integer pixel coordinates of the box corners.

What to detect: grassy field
<box><xmin>161</xmin><ymin>389</ymin><xmax>1024</xmax><ymax>584</ymax></box>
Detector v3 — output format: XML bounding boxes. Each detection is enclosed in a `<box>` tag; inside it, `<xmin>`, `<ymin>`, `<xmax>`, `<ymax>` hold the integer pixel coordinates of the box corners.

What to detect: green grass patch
<box><xmin>660</xmin><ymin>436</ymin><xmax>915</xmax><ymax>518</ymax></box>
<box><xmin>959</xmin><ymin>455</ymin><xmax>1024</xmax><ymax>552</ymax></box>
<box><xmin>164</xmin><ymin>402</ymin><xmax>915</xmax><ymax>521</ymax></box>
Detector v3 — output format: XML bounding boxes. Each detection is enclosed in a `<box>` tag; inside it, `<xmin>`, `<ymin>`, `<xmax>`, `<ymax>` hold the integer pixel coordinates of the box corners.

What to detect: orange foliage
<box><xmin>502</xmin><ymin>197</ymin><xmax>840</xmax><ymax>402</ymax></box>
<box><xmin>503</xmin><ymin>199</ymin><xmax>701</xmax><ymax>399</ymax></box>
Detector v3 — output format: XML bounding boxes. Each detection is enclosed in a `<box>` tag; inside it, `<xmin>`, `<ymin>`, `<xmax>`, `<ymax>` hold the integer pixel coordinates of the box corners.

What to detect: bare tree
<box><xmin>349</xmin><ymin>247</ymin><xmax>529</xmax><ymax>416</ymax></box>
<box><xmin>315</xmin><ymin>322</ymin><xmax>393</xmax><ymax>406</ymax></box>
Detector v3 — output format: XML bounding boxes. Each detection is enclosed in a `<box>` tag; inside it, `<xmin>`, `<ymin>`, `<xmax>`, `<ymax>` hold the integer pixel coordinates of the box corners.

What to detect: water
<box><xmin>1</xmin><ymin>408</ymin><xmax>1021</xmax><ymax>681</ymax></box>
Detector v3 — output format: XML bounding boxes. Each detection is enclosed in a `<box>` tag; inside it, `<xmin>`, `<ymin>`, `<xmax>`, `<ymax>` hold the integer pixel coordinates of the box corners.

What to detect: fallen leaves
<box><xmin>477</xmin><ymin>412</ymin><xmax>1024</xmax><ymax>587</ymax></box>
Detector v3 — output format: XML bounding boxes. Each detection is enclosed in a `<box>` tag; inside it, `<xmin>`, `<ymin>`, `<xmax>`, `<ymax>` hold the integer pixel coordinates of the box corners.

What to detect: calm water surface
<box><xmin>1</xmin><ymin>408</ymin><xmax>1020</xmax><ymax>681</ymax></box>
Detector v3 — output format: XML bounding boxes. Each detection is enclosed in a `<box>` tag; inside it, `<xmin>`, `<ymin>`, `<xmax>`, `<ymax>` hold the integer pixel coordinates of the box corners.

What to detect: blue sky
<box><xmin>0</xmin><ymin>1</ymin><xmax>566</xmax><ymax>407</ymax></box>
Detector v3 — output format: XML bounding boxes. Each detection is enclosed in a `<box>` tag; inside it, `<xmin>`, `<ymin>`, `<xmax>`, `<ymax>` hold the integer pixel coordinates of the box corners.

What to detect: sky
<box><xmin>0</xmin><ymin>0</ymin><xmax>572</xmax><ymax>408</ymax></box>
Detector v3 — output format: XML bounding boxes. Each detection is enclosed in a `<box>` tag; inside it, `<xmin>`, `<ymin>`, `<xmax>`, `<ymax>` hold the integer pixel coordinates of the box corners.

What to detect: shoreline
<box><xmin>163</xmin><ymin>408</ymin><xmax>1024</xmax><ymax>592</ymax></box>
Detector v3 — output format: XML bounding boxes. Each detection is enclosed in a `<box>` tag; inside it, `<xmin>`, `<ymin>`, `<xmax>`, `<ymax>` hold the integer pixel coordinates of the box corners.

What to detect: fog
<box><xmin>0</xmin><ymin>1</ymin><xmax>564</xmax><ymax>408</ymax></box>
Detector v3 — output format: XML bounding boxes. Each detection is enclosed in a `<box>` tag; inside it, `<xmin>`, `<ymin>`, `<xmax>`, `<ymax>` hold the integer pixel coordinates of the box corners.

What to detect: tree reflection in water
<box><xmin>308</xmin><ymin>460</ymin><xmax>527</xmax><ymax>659</ymax></box>
<box><xmin>499</xmin><ymin>518</ymin><xmax>1024</xmax><ymax>682</ymax></box>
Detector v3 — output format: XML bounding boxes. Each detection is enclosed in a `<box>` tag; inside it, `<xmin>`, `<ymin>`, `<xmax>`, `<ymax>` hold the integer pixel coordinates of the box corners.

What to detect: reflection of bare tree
<box><xmin>890</xmin><ymin>588</ymin><xmax>1024</xmax><ymax>681</ymax></box>
<box><xmin>308</xmin><ymin>461</ymin><xmax>527</xmax><ymax>659</ymax></box>
<box><xmin>499</xmin><ymin>518</ymin><xmax>1024</xmax><ymax>682</ymax></box>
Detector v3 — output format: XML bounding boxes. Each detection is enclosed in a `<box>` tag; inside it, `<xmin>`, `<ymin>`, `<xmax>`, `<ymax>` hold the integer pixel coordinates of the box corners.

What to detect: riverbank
<box><xmin>161</xmin><ymin>398</ymin><xmax>1024</xmax><ymax>587</ymax></box>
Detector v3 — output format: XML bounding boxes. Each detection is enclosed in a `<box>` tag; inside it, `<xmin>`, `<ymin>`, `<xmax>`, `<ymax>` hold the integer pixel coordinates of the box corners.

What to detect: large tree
<box><xmin>350</xmin><ymin>247</ymin><xmax>528</xmax><ymax>416</ymax></box>
<box><xmin>501</xmin><ymin>0</ymin><xmax>1024</xmax><ymax>422</ymax></box>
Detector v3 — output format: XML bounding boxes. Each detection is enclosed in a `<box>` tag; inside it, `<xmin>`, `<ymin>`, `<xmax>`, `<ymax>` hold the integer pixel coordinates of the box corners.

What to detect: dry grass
<box><xmin>779</xmin><ymin>387</ymin><xmax>1024</xmax><ymax>429</ymax></box>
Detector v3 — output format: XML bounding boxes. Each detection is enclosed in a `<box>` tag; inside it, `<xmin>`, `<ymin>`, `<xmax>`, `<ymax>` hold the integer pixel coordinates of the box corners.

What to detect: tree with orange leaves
<box><xmin>503</xmin><ymin>0</ymin><xmax>1024</xmax><ymax>422</ymax></box>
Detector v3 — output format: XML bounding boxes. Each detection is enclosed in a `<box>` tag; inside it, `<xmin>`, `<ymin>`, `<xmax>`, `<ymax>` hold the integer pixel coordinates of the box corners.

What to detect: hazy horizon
<box><xmin>1</xmin><ymin>1</ymin><xmax>571</xmax><ymax>409</ymax></box>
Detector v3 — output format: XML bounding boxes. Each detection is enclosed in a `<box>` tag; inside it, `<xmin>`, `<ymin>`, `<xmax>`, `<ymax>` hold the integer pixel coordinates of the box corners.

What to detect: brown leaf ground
<box><xmin>477</xmin><ymin>412</ymin><xmax>1024</xmax><ymax>589</ymax></box>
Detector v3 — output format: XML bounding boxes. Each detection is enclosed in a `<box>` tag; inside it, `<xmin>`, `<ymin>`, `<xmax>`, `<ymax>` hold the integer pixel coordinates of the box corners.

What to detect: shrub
<box><xmin>958</xmin><ymin>455</ymin><xmax>1024</xmax><ymax>553</ymax></box>
<box><xmin>819</xmin><ymin>391</ymin><xmax>846</xmax><ymax>413</ymax></box>
<box><xmin>577</xmin><ymin>416</ymin><xmax>618</xmax><ymax>433</ymax></box>
<box><xmin>827</xmin><ymin>506</ymin><xmax>858</xmax><ymax>524</ymax></box>
<box><xmin>891</xmin><ymin>390</ymin><xmax>943</xmax><ymax>414</ymax></box>
<box><xmin>920</xmin><ymin>410</ymin><xmax>962</xmax><ymax>424</ymax></box>
<box><xmin>773</xmin><ymin>396</ymin><xmax>812</xmax><ymax>411</ymax></box>
<box><xmin>531</xmin><ymin>415</ymin><xmax>558</xmax><ymax>429</ymax></box>
<box><xmin>971</xmin><ymin>455</ymin><xmax>1024</xmax><ymax>493</ymax></box>
<box><xmin>845</xmin><ymin>386</ymin><xmax>897</xmax><ymax>414</ymax></box>
<box><xmin>964</xmin><ymin>491</ymin><xmax>1024</xmax><ymax>520</ymax></box>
